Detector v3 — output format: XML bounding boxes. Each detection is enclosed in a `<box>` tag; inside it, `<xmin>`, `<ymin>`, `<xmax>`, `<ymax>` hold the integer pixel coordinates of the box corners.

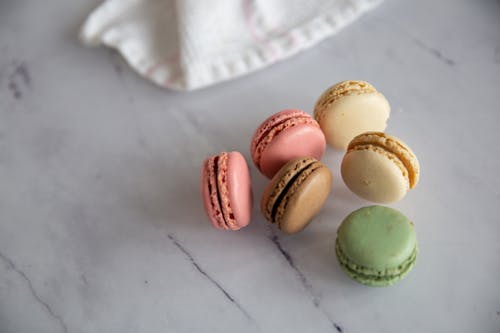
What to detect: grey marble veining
<box><xmin>1</xmin><ymin>0</ymin><xmax>500</xmax><ymax>332</ymax></box>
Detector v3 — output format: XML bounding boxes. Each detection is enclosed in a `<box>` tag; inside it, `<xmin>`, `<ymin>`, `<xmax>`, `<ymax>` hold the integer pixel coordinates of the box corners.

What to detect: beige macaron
<box><xmin>341</xmin><ymin>132</ymin><xmax>420</xmax><ymax>203</ymax></box>
<box><xmin>314</xmin><ymin>80</ymin><xmax>390</xmax><ymax>150</ymax></box>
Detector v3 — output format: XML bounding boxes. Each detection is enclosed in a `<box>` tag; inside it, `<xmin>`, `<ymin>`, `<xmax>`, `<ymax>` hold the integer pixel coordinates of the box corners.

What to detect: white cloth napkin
<box><xmin>80</xmin><ymin>0</ymin><xmax>382</xmax><ymax>91</ymax></box>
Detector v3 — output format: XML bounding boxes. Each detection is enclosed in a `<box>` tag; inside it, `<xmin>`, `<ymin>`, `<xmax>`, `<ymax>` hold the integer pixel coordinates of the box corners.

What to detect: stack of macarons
<box><xmin>200</xmin><ymin>80</ymin><xmax>421</xmax><ymax>286</ymax></box>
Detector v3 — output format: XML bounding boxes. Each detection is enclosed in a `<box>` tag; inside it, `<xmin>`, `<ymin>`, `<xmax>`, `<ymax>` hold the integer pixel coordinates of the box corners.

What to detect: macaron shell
<box><xmin>317</xmin><ymin>93</ymin><xmax>390</xmax><ymax>150</ymax></box>
<box><xmin>226</xmin><ymin>151</ymin><xmax>252</xmax><ymax>229</ymax></box>
<box><xmin>348</xmin><ymin>132</ymin><xmax>420</xmax><ymax>188</ymax></box>
<box><xmin>259</xmin><ymin>124</ymin><xmax>326</xmax><ymax>178</ymax></box>
<box><xmin>336</xmin><ymin>240</ymin><xmax>417</xmax><ymax>286</ymax></box>
<box><xmin>337</xmin><ymin>206</ymin><xmax>417</xmax><ymax>271</ymax></box>
<box><xmin>341</xmin><ymin>148</ymin><xmax>409</xmax><ymax>203</ymax></box>
<box><xmin>314</xmin><ymin>80</ymin><xmax>377</xmax><ymax>123</ymax></box>
<box><xmin>260</xmin><ymin>157</ymin><xmax>316</xmax><ymax>222</ymax></box>
<box><xmin>200</xmin><ymin>156</ymin><xmax>228</xmax><ymax>230</ymax></box>
<box><xmin>270</xmin><ymin>160</ymin><xmax>322</xmax><ymax>223</ymax></box>
<box><xmin>278</xmin><ymin>165</ymin><xmax>332</xmax><ymax>234</ymax></box>
<box><xmin>251</xmin><ymin>109</ymin><xmax>311</xmax><ymax>163</ymax></box>
<box><xmin>252</xmin><ymin>116</ymin><xmax>316</xmax><ymax>169</ymax></box>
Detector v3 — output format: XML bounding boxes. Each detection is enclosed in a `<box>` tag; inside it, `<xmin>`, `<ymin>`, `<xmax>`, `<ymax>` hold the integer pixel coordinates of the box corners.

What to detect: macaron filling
<box><xmin>336</xmin><ymin>239</ymin><xmax>417</xmax><ymax>285</ymax></box>
<box><xmin>216</xmin><ymin>153</ymin><xmax>238</xmax><ymax>230</ymax></box>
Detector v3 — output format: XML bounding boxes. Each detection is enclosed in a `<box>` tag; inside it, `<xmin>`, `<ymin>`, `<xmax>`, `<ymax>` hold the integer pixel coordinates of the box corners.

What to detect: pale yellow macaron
<box><xmin>314</xmin><ymin>80</ymin><xmax>390</xmax><ymax>150</ymax></box>
<box><xmin>341</xmin><ymin>132</ymin><xmax>420</xmax><ymax>203</ymax></box>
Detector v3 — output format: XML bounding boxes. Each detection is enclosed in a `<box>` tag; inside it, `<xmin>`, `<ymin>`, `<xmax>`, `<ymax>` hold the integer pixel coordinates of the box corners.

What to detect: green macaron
<box><xmin>335</xmin><ymin>206</ymin><xmax>417</xmax><ymax>286</ymax></box>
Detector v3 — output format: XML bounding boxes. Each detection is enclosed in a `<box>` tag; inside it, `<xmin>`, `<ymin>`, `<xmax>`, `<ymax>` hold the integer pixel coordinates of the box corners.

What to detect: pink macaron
<box><xmin>250</xmin><ymin>109</ymin><xmax>326</xmax><ymax>178</ymax></box>
<box><xmin>200</xmin><ymin>151</ymin><xmax>253</xmax><ymax>230</ymax></box>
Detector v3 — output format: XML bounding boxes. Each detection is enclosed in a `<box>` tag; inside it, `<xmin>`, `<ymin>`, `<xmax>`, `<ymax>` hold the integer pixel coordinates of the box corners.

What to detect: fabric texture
<box><xmin>80</xmin><ymin>0</ymin><xmax>382</xmax><ymax>91</ymax></box>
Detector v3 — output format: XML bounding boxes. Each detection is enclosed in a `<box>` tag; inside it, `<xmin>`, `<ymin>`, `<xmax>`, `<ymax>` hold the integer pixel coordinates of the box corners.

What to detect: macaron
<box><xmin>251</xmin><ymin>109</ymin><xmax>326</xmax><ymax>178</ymax></box>
<box><xmin>335</xmin><ymin>206</ymin><xmax>417</xmax><ymax>286</ymax></box>
<box><xmin>314</xmin><ymin>80</ymin><xmax>390</xmax><ymax>150</ymax></box>
<box><xmin>201</xmin><ymin>151</ymin><xmax>253</xmax><ymax>230</ymax></box>
<box><xmin>261</xmin><ymin>157</ymin><xmax>332</xmax><ymax>234</ymax></box>
<box><xmin>341</xmin><ymin>131</ymin><xmax>420</xmax><ymax>203</ymax></box>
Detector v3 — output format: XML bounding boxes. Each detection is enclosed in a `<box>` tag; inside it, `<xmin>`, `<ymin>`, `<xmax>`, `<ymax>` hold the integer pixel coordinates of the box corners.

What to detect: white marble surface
<box><xmin>1</xmin><ymin>0</ymin><xmax>500</xmax><ymax>332</ymax></box>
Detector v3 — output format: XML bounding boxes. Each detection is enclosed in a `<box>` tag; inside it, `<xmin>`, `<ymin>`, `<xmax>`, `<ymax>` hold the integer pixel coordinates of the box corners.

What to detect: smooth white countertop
<box><xmin>1</xmin><ymin>1</ymin><xmax>500</xmax><ymax>332</ymax></box>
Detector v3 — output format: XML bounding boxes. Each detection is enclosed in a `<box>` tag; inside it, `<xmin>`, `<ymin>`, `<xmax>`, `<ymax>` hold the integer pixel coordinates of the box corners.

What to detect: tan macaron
<box><xmin>341</xmin><ymin>132</ymin><xmax>420</xmax><ymax>203</ymax></box>
<box><xmin>261</xmin><ymin>157</ymin><xmax>332</xmax><ymax>234</ymax></box>
<box><xmin>314</xmin><ymin>80</ymin><xmax>390</xmax><ymax>150</ymax></box>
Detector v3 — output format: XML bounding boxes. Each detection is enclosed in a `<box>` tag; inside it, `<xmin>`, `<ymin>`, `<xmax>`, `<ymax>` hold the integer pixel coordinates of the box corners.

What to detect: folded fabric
<box><xmin>80</xmin><ymin>0</ymin><xmax>382</xmax><ymax>91</ymax></box>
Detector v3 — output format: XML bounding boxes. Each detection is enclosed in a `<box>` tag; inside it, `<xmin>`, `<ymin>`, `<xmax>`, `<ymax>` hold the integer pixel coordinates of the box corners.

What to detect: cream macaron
<box><xmin>341</xmin><ymin>132</ymin><xmax>420</xmax><ymax>203</ymax></box>
<box><xmin>314</xmin><ymin>80</ymin><xmax>391</xmax><ymax>150</ymax></box>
